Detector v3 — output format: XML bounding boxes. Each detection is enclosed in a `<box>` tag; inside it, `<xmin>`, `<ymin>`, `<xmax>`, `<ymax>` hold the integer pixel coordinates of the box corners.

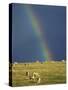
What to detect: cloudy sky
<box><xmin>12</xmin><ymin>3</ymin><xmax>66</xmax><ymax>62</ymax></box>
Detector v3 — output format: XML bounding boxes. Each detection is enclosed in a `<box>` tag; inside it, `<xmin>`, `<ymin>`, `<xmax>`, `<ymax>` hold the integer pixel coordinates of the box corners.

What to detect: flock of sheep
<box><xmin>12</xmin><ymin>63</ymin><xmax>41</xmax><ymax>84</ymax></box>
<box><xmin>12</xmin><ymin>60</ymin><xmax>65</xmax><ymax>84</ymax></box>
<box><xmin>25</xmin><ymin>71</ymin><xmax>41</xmax><ymax>84</ymax></box>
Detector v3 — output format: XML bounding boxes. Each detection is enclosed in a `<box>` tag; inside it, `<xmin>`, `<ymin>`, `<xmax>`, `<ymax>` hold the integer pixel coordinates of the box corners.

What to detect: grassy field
<box><xmin>10</xmin><ymin>61</ymin><xmax>66</xmax><ymax>87</ymax></box>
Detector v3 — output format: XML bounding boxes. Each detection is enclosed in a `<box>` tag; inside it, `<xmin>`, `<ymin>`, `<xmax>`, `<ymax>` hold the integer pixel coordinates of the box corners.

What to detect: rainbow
<box><xmin>24</xmin><ymin>5</ymin><xmax>52</xmax><ymax>61</ymax></box>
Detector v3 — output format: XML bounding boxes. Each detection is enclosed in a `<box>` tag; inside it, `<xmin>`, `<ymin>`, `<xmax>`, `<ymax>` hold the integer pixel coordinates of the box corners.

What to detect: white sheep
<box><xmin>25</xmin><ymin>71</ymin><xmax>41</xmax><ymax>84</ymax></box>
<box><xmin>32</xmin><ymin>72</ymin><xmax>41</xmax><ymax>83</ymax></box>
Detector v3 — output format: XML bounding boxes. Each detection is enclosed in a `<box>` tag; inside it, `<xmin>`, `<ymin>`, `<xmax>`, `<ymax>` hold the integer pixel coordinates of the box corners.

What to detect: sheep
<box><xmin>26</xmin><ymin>71</ymin><xmax>29</xmax><ymax>77</ymax></box>
<box><xmin>62</xmin><ymin>60</ymin><xmax>65</xmax><ymax>62</ymax></box>
<box><xmin>33</xmin><ymin>72</ymin><xmax>40</xmax><ymax>78</ymax></box>
<box><xmin>25</xmin><ymin>71</ymin><xmax>41</xmax><ymax>84</ymax></box>
<box><xmin>32</xmin><ymin>72</ymin><xmax>41</xmax><ymax>83</ymax></box>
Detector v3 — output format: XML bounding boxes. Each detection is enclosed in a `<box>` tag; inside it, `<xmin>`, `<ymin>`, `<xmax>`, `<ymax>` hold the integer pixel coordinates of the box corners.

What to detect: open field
<box><xmin>10</xmin><ymin>61</ymin><xmax>66</xmax><ymax>87</ymax></box>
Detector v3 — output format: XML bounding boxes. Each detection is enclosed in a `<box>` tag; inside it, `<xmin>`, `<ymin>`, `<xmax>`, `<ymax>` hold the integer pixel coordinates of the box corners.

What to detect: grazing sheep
<box><xmin>32</xmin><ymin>72</ymin><xmax>41</xmax><ymax>83</ymax></box>
<box><xmin>25</xmin><ymin>71</ymin><xmax>41</xmax><ymax>84</ymax></box>
<box><xmin>25</xmin><ymin>71</ymin><xmax>30</xmax><ymax>79</ymax></box>
<box><xmin>26</xmin><ymin>71</ymin><xmax>29</xmax><ymax>77</ymax></box>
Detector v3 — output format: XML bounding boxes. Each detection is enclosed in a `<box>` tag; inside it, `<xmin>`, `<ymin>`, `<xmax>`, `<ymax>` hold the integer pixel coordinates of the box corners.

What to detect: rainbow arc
<box><xmin>24</xmin><ymin>5</ymin><xmax>52</xmax><ymax>61</ymax></box>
